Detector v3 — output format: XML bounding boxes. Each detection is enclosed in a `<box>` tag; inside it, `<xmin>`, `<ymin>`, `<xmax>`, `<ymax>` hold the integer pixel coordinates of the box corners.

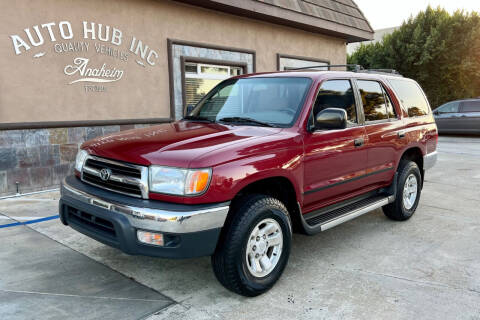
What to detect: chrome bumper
<box><xmin>61</xmin><ymin>178</ymin><xmax>229</xmax><ymax>233</ymax></box>
<box><xmin>424</xmin><ymin>151</ymin><xmax>438</xmax><ymax>171</ymax></box>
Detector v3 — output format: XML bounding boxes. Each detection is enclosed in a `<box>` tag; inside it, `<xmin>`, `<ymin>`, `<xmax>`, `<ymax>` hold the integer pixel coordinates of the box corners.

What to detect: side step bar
<box><xmin>300</xmin><ymin>195</ymin><xmax>395</xmax><ymax>235</ymax></box>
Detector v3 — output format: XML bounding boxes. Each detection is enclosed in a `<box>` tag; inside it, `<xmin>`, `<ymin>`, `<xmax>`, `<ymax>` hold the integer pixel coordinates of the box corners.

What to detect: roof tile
<box><xmin>171</xmin><ymin>0</ymin><xmax>374</xmax><ymax>41</ymax></box>
<box><xmin>256</xmin><ymin>0</ymin><xmax>373</xmax><ymax>33</ymax></box>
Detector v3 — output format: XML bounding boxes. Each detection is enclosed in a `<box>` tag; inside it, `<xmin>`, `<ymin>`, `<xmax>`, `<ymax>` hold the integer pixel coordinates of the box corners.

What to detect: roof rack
<box><xmin>290</xmin><ymin>64</ymin><xmax>363</xmax><ymax>72</ymax></box>
<box><xmin>357</xmin><ymin>69</ymin><xmax>402</xmax><ymax>76</ymax></box>
<box><xmin>288</xmin><ymin>64</ymin><xmax>403</xmax><ymax>77</ymax></box>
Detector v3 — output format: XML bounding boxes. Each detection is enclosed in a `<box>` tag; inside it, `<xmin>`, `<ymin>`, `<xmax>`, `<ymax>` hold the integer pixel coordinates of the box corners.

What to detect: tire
<box><xmin>383</xmin><ymin>160</ymin><xmax>422</xmax><ymax>221</ymax></box>
<box><xmin>211</xmin><ymin>194</ymin><xmax>292</xmax><ymax>297</ymax></box>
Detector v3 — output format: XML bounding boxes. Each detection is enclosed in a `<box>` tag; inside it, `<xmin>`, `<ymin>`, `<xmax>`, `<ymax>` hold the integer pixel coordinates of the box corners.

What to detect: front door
<box><xmin>303</xmin><ymin>79</ymin><xmax>368</xmax><ymax>213</ymax></box>
<box><xmin>434</xmin><ymin>101</ymin><xmax>462</xmax><ymax>132</ymax></box>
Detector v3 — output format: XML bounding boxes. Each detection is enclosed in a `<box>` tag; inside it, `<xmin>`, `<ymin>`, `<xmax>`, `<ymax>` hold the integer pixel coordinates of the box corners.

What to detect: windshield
<box><xmin>186</xmin><ymin>77</ymin><xmax>312</xmax><ymax>127</ymax></box>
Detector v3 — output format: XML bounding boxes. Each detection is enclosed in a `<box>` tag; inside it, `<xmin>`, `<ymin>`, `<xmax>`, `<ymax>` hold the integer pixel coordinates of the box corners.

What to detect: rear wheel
<box><xmin>383</xmin><ymin>160</ymin><xmax>422</xmax><ymax>221</ymax></box>
<box><xmin>211</xmin><ymin>194</ymin><xmax>292</xmax><ymax>297</ymax></box>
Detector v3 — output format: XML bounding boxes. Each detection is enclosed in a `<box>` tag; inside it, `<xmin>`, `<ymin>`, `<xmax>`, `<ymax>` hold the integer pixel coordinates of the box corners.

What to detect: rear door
<box><xmin>355</xmin><ymin>79</ymin><xmax>403</xmax><ymax>189</ymax></box>
<box><xmin>459</xmin><ymin>100</ymin><xmax>480</xmax><ymax>133</ymax></box>
<box><xmin>434</xmin><ymin>101</ymin><xmax>462</xmax><ymax>132</ymax></box>
<box><xmin>303</xmin><ymin>79</ymin><xmax>368</xmax><ymax>212</ymax></box>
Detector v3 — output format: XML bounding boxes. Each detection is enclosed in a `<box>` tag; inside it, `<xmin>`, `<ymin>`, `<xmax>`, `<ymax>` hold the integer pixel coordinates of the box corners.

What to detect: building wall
<box><xmin>0</xmin><ymin>0</ymin><xmax>347</xmax><ymax>195</ymax></box>
<box><xmin>1</xmin><ymin>0</ymin><xmax>346</xmax><ymax>125</ymax></box>
<box><xmin>0</xmin><ymin>125</ymin><xmax>153</xmax><ymax>195</ymax></box>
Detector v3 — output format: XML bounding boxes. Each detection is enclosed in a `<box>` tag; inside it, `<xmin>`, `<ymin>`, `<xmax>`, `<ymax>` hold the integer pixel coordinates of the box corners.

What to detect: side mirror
<box><xmin>186</xmin><ymin>104</ymin><xmax>195</xmax><ymax>115</ymax></box>
<box><xmin>314</xmin><ymin>108</ymin><xmax>347</xmax><ymax>130</ymax></box>
<box><xmin>433</xmin><ymin>110</ymin><xmax>439</xmax><ymax>115</ymax></box>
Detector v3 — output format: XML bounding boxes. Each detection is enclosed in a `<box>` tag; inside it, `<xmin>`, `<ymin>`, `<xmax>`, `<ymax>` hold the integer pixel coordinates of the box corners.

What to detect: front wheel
<box><xmin>383</xmin><ymin>160</ymin><xmax>422</xmax><ymax>221</ymax></box>
<box><xmin>211</xmin><ymin>194</ymin><xmax>292</xmax><ymax>297</ymax></box>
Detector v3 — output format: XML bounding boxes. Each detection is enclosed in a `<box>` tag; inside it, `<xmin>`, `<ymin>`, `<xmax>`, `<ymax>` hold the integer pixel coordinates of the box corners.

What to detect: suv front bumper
<box><xmin>59</xmin><ymin>175</ymin><xmax>230</xmax><ymax>258</ymax></box>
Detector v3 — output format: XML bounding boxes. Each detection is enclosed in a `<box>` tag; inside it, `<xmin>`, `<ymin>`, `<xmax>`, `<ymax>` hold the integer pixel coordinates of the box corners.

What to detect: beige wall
<box><xmin>0</xmin><ymin>0</ymin><xmax>346</xmax><ymax>125</ymax></box>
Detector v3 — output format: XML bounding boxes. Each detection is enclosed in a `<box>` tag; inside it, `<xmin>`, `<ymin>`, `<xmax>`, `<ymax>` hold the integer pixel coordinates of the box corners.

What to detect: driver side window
<box><xmin>313</xmin><ymin>80</ymin><xmax>357</xmax><ymax>124</ymax></box>
<box><xmin>437</xmin><ymin>102</ymin><xmax>459</xmax><ymax>113</ymax></box>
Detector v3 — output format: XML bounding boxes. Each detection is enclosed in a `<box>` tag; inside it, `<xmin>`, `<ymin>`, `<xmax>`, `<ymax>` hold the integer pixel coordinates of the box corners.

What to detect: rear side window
<box><xmin>313</xmin><ymin>80</ymin><xmax>357</xmax><ymax>124</ymax></box>
<box><xmin>357</xmin><ymin>80</ymin><xmax>388</xmax><ymax>121</ymax></box>
<box><xmin>383</xmin><ymin>88</ymin><xmax>397</xmax><ymax>118</ymax></box>
<box><xmin>460</xmin><ymin>100</ymin><xmax>480</xmax><ymax>113</ymax></box>
<box><xmin>389</xmin><ymin>79</ymin><xmax>430</xmax><ymax>117</ymax></box>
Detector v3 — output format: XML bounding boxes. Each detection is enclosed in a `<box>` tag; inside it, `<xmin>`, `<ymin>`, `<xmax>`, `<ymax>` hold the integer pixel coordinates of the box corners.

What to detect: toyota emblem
<box><xmin>99</xmin><ymin>168</ymin><xmax>112</xmax><ymax>181</ymax></box>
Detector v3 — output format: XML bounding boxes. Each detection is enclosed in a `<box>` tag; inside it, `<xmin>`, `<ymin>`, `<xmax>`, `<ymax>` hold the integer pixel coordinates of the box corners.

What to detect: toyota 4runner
<box><xmin>59</xmin><ymin>70</ymin><xmax>438</xmax><ymax>296</ymax></box>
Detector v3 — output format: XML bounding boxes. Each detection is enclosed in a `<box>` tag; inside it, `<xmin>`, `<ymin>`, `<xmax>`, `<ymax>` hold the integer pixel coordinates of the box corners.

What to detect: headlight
<box><xmin>149</xmin><ymin>166</ymin><xmax>212</xmax><ymax>196</ymax></box>
<box><xmin>74</xmin><ymin>149</ymin><xmax>89</xmax><ymax>172</ymax></box>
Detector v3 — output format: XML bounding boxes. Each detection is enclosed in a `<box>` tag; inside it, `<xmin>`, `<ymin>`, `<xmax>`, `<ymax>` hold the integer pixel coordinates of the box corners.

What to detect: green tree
<box><xmin>348</xmin><ymin>7</ymin><xmax>480</xmax><ymax>108</ymax></box>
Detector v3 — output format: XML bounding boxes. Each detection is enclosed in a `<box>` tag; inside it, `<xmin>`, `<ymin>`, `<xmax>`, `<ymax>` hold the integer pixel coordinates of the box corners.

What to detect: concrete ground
<box><xmin>1</xmin><ymin>135</ymin><xmax>479</xmax><ymax>320</ymax></box>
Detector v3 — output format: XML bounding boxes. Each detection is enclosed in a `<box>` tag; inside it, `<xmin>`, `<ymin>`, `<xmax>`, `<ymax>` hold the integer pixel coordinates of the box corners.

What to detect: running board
<box><xmin>300</xmin><ymin>195</ymin><xmax>394</xmax><ymax>235</ymax></box>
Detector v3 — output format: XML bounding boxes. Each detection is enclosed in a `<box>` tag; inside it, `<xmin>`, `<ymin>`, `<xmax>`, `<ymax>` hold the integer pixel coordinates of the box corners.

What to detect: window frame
<box><xmin>308</xmin><ymin>78</ymin><xmax>361</xmax><ymax>131</ymax></box>
<box><xmin>354</xmin><ymin>79</ymin><xmax>391</xmax><ymax>125</ymax></box>
<box><xmin>382</xmin><ymin>84</ymin><xmax>399</xmax><ymax>121</ymax></box>
<box><xmin>185</xmin><ymin>63</ymin><xmax>243</xmax><ymax>80</ymax></box>
<box><xmin>180</xmin><ymin>57</ymin><xmax>248</xmax><ymax>115</ymax></box>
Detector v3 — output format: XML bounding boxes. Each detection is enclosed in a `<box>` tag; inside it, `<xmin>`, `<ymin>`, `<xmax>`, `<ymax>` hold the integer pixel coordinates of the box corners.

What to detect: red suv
<box><xmin>59</xmin><ymin>70</ymin><xmax>438</xmax><ymax>296</ymax></box>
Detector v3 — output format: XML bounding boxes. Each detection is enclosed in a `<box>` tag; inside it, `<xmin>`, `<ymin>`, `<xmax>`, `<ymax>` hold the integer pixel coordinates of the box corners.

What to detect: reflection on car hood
<box><xmin>82</xmin><ymin>121</ymin><xmax>281</xmax><ymax>168</ymax></box>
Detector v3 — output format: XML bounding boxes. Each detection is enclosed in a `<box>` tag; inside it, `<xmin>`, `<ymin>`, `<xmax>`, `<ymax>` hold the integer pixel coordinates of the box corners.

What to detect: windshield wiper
<box><xmin>217</xmin><ymin>117</ymin><xmax>276</xmax><ymax>127</ymax></box>
<box><xmin>183</xmin><ymin>116</ymin><xmax>215</xmax><ymax>123</ymax></box>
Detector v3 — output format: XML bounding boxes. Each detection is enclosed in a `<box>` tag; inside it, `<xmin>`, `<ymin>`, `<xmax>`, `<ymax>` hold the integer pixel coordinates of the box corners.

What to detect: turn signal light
<box><xmin>185</xmin><ymin>169</ymin><xmax>211</xmax><ymax>194</ymax></box>
<box><xmin>137</xmin><ymin>230</ymin><xmax>164</xmax><ymax>246</ymax></box>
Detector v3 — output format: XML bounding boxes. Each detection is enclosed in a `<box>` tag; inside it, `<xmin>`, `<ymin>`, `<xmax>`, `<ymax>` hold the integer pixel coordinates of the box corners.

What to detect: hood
<box><xmin>82</xmin><ymin>121</ymin><xmax>281</xmax><ymax>168</ymax></box>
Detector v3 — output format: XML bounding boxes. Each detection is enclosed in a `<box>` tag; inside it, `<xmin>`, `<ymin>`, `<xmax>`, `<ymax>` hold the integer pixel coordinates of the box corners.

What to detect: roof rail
<box><xmin>289</xmin><ymin>64</ymin><xmax>363</xmax><ymax>72</ymax></box>
<box><xmin>358</xmin><ymin>69</ymin><xmax>403</xmax><ymax>77</ymax></box>
<box><xmin>288</xmin><ymin>65</ymin><xmax>403</xmax><ymax>76</ymax></box>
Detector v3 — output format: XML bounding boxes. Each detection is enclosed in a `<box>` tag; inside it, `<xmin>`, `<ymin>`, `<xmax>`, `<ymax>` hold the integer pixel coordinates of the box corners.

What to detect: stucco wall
<box><xmin>0</xmin><ymin>0</ymin><xmax>346</xmax><ymax>125</ymax></box>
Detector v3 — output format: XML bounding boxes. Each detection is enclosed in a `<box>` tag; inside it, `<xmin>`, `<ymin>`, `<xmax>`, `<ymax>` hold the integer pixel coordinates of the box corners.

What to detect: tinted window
<box><xmin>357</xmin><ymin>80</ymin><xmax>388</xmax><ymax>121</ymax></box>
<box><xmin>383</xmin><ymin>87</ymin><xmax>397</xmax><ymax>119</ymax></box>
<box><xmin>313</xmin><ymin>80</ymin><xmax>357</xmax><ymax>124</ymax></box>
<box><xmin>461</xmin><ymin>100</ymin><xmax>480</xmax><ymax>113</ymax></box>
<box><xmin>389</xmin><ymin>79</ymin><xmax>430</xmax><ymax>117</ymax></box>
<box><xmin>437</xmin><ymin>102</ymin><xmax>460</xmax><ymax>113</ymax></box>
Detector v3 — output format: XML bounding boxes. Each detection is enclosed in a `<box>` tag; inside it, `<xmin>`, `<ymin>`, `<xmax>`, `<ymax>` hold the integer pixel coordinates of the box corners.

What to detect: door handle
<box><xmin>354</xmin><ymin>138</ymin><xmax>364</xmax><ymax>147</ymax></box>
<box><xmin>398</xmin><ymin>131</ymin><xmax>406</xmax><ymax>138</ymax></box>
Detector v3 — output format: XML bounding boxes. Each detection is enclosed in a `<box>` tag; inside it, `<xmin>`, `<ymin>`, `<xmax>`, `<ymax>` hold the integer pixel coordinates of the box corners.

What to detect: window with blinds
<box><xmin>184</xmin><ymin>62</ymin><xmax>243</xmax><ymax>108</ymax></box>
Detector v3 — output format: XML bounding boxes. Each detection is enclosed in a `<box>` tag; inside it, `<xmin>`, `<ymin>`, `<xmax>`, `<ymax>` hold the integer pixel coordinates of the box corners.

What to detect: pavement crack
<box><xmin>0</xmin><ymin>289</ymin><xmax>171</xmax><ymax>303</ymax></box>
<box><xmin>421</xmin><ymin>204</ymin><xmax>455</xmax><ymax>212</ymax></box>
<box><xmin>0</xmin><ymin>210</ymin><xmax>178</xmax><ymax>307</ymax></box>
<box><xmin>33</xmin><ymin>228</ymin><xmax>179</xmax><ymax>305</ymax></box>
<box><xmin>424</xmin><ymin>181</ymin><xmax>480</xmax><ymax>198</ymax></box>
<box><xmin>348</xmin><ymin>268</ymin><xmax>480</xmax><ymax>296</ymax></box>
<box><xmin>437</xmin><ymin>150</ymin><xmax>480</xmax><ymax>157</ymax></box>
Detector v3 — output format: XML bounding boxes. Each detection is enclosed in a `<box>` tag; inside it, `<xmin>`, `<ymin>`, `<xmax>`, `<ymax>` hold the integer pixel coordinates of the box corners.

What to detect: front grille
<box><xmin>85</xmin><ymin>158</ymin><xmax>141</xmax><ymax>178</ymax></box>
<box><xmin>83</xmin><ymin>172</ymin><xmax>143</xmax><ymax>196</ymax></box>
<box><xmin>81</xmin><ymin>156</ymin><xmax>148</xmax><ymax>198</ymax></box>
<box><xmin>66</xmin><ymin>205</ymin><xmax>117</xmax><ymax>240</ymax></box>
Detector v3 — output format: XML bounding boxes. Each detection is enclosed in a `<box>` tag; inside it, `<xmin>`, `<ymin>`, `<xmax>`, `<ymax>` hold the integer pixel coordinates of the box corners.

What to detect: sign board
<box><xmin>10</xmin><ymin>21</ymin><xmax>159</xmax><ymax>93</ymax></box>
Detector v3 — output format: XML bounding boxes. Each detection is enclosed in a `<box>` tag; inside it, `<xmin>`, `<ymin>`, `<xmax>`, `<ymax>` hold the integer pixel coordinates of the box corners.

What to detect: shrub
<box><xmin>348</xmin><ymin>7</ymin><xmax>480</xmax><ymax>108</ymax></box>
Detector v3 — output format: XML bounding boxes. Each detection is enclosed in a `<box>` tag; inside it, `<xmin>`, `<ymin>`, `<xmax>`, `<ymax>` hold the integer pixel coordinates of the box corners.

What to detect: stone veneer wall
<box><xmin>0</xmin><ymin>124</ymin><xmax>153</xmax><ymax>197</ymax></box>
